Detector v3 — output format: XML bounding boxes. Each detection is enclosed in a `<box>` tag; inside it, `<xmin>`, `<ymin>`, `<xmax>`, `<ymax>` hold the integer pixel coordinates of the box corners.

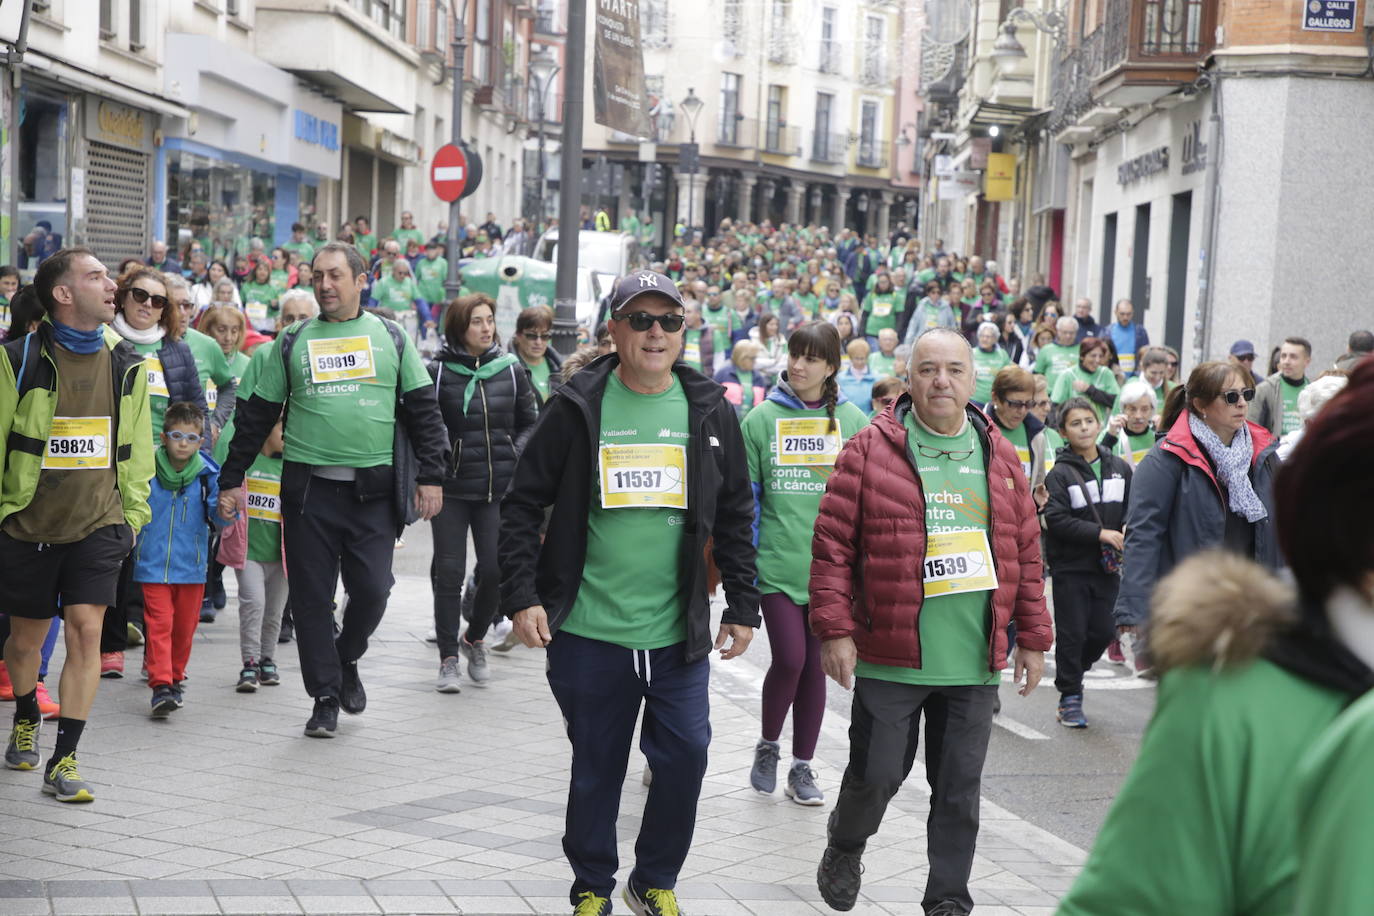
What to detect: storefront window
<box><xmin>17</xmin><ymin>89</ymin><xmax>70</xmax><ymax>270</ymax></box>
<box><xmin>299</xmin><ymin>183</ymin><xmax>319</xmax><ymax>233</ymax></box>
<box><xmin>165</xmin><ymin>149</ymin><xmax>275</xmax><ymax>275</ymax></box>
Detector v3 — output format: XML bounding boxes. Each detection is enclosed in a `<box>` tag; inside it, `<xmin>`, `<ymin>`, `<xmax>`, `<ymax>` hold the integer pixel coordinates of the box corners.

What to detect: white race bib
<box><xmin>922</xmin><ymin>530</ymin><xmax>999</xmax><ymax>597</ymax></box>
<box><xmin>245</xmin><ymin>302</ymin><xmax>270</xmax><ymax>325</ymax></box>
<box><xmin>598</xmin><ymin>444</ymin><xmax>687</xmax><ymax>509</ymax></box>
<box><xmin>42</xmin><ymin>416</ymin><xmax>111</xmax><ymax>470</ymax></box>
<box><xmin>306</xmin><ymin>336</ymin><xmax>376</xmax><ymax>384</ymax></box>
<box><xmin>145</xmin><ymin>357</ymin><xmax>169</xmax><ymax>398</ymax></box>
<box><xmin>776</xmin><ymin>417</ymin><xmax>841</xmax><ymax>467</ymax></box>
<box><xmin>872</xmin><ymin>299</ymin><xmax>893</xmax><ymax>317</ymax></box>
<box><xmin>246</xmin><ymin>476</ymin><xmax>282</xmax><ymax>523</ymax></box>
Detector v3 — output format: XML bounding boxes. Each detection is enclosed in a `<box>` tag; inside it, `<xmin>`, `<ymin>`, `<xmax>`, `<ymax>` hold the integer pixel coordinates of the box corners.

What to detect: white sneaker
<box><xmin>435</xmin><ymin>656</ymin><xmax>462</xmax><ymax>694</ymax></box>
<box><xmin>461</xmin><ymin>639</ymin><xmax>490</xmax><ymax>686</ymax></box>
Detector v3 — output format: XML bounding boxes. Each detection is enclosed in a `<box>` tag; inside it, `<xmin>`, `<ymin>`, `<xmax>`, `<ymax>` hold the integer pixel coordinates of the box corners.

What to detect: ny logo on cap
<box><xmin>638</xmin><ymin>272</ymin><xmax>659</xmax><ymax>288</ymax></box>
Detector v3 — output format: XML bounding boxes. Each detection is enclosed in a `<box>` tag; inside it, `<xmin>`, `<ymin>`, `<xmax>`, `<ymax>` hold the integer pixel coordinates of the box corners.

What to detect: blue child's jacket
<box><xmin>132</xmin><ymin>453</ymin><xmax>229</xmax><ymax>584</ymax></box>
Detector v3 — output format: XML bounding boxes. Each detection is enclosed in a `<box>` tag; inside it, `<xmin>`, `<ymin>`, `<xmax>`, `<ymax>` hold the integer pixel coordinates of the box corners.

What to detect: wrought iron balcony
<box><xmin>762</xmin><ymin>123</ymin><xmax>800</xmax><ymax>155</ymax></box>
<box><xmin>809</xmin><ymin>129</ymin><xmax>847</xmax><ymax>164</ymax></box>
<box><xmin>856</xmin><ymin>142</ymin><xmax>889</xmax><ymax>170</ymax></box>
<box><xmin>716</xmin><ymin>115</ymin><xmax>758</xmax><ymax>149</ymax></box>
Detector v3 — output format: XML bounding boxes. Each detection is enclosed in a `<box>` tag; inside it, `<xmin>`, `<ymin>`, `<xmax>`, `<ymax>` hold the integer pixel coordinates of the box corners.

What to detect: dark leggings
<box><xmin>430</xmin><ymin>497</ymin><xmax>501</xmax><ymax>657</ymax></box>
<box><xmin>760</xmin><ymin>593</ymin><xmax>825</xmax><ymax>760</ymax></box>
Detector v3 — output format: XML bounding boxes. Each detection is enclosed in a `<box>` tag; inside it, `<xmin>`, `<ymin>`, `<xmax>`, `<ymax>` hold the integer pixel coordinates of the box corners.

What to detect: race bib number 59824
<box><xmin>306</xmin><ymin>336</ymin><xmax>376</xmax><ymax>384</ymax></box>
<box><xmin>599</xmin><ymin>444</ymin><xmax>687</xmax><ymax>509</ymax></box>
<box><xmin>43</xmin><ymin>417</ymin><xmax>111</xmax><ymax>470</ymax></box>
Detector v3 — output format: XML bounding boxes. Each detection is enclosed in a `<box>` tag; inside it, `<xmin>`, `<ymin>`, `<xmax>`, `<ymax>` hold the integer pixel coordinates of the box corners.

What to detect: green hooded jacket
<box><xmin>0</xmin><ymin>320</ymin><xmax>155</xmax><ymax>532</ymax></box>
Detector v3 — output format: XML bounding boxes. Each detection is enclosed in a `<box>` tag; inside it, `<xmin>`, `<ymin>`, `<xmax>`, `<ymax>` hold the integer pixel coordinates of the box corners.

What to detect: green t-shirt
<box><xmin>1043</xmin><ymin>428</ymin><xmax>1065</xmax><ymax>474</ymax></box>
<box><xmin>868</xmin><ymin>352</ymin><xmax>896</xmax><ymax>379</ymax></box>
<box><xmin>525</xmin><ymin>358</ymin><xmax>551</xmax><ymax>402</ymax></box>
<box><xmin>183</xmin><ymin>328</ymin><xmax>237</xmax><ymax>415</ymax></box>
<box><xmin>373</xmin><ymin>276</ymin><xmax>420</xmax><ymax>313</ymax></box>
<box><xmin>240</xmin><ymin>280</ymin><xmax>278</xmax><ymax>316</ymax></box>
<box><xmin>861</xmin><ymin>291</ymin><xmax>903</xmax><ymax>335</ymax></box>
<box><xmin>245</xmin><ymin>453</ymin><xmax>284</xmax><ymax>564</ymax></box>
<box><xmin>214</xmin><ymin>346</ymin><xmax>270</xmax><ymax>466</ymax></box>
<box><xmin>269</xmin><ymin>269</ymin><xmax>291</xmax><ymax>297</ymax></box>
<box><xmin>1280</xmin><ymin>377</ymin><xmax>1306</xmax><ymax>435</ymax></box>
<box><xmin>1111</xmin><ymin>428</ymin><xmax>1156</xmax><ymax>466</ymax></box>
<box><xmin>856</xmin><ymin>414</ymin><xmax>997</xmax><ymax>687</ymax></box>
<box><xmin>415</xmin><ymin>255</ymin><xmax>449</xmax><ymax>304</ymax></box>
<box><xmin>702</xmin><ymin>304</ymin><xmax>735</xmax><ymax>355</ymax></box>
<box><xmin>354</xmin><ymin>232</ymin><xmax>378</xmax><ymax>260</ymax></box>
<box><xmin>1002</xmin><ymin>421</ymin><xmax>1032</xmax><ymax>481</ymax></box>
<box><xmin>743</xmin><ymin>398</ymin><xmax>869</xmax><ymax>605</ymax></box>
<box><xmin>682</xmin><ymin>327</ymin><xmax>707</xmax><ymax>371</ymax></box>
<box><xmin>972</xmin><ymin>345</ymin><xmax>1011</xmax><ymax>403</ymax></box>
<box><xmin>562</xmin><ymin>372</ymin><xmax>690</xmax><ymax>650</ymax></box>
<box><xmin>737</xmin><ymin>370</ymin><xmax>756</xmax><ymax>411</ymax></box>
<box><xmin>1034</xmin><ymin>343</ymin><xmax>1080</xmax><ymax>391</ymax></box>
<box><xmin>794</xmin><ymin>292</ymin><xmax>819</xmax><ymax>323</ymax></box>
<box><xmin>1052</xmin><ymin>365</ymin><xmax>1120</xmax><ymax>421</ymax></box>
<box><xmin>252</xmin><ymin>312</ymin><xmax>431</xmax><ymax>468</ymax></box>
<box><xmin>391</xmin><ymin>228</ymin><xmax>425</xmax><ymax>249</ymax></box>
<box><xmin>282</xmin><ymin>240</ymin><xmax>314</xmax><ymax>264</ymax></box>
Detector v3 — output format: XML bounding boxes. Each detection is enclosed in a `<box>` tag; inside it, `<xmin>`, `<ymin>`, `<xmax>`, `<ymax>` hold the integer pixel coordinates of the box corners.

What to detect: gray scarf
<box><xmin>1188</xmin><ymin>413</ymin><xmax>1267</xmax><ymax>522</ymax></box>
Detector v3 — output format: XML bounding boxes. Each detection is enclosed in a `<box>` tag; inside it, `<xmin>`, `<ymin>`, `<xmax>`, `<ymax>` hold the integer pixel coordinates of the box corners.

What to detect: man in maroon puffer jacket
<box><xmin>809</xmin><ymin>327</ymin><xmax>1053</xmax><ymax>915</ymax></box>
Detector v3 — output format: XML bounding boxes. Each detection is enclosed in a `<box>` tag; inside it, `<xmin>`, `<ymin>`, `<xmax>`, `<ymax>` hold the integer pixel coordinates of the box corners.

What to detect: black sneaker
<box><xmin>199</xmin><ymin>599</ymin><xmax>217</xmax><ymax>624</ymax></box>
<box><xmin>623</xmin><ymin>880</ymin><xmax>681</xmax><ymax>916</ymax></box>
<box><xmin>236</xmin><ymin>664</ymin><xmax>259</xmax><ymax>693</ymax></box>
<box><xmin>172</xmin><ymin>681</ymin><xmax>187</xmax><ymax>707</ymax></box>
<box><xmin>339</xmin><ymin>661</ymin><xmax>366</xmax><ymax>715</ymax></box>
<box><xmin>257</xmin><ymin>659</ymin><xmax>281</xmax><ymax>686</ymax></box>
<box><xmin>817</xmin><ymin>845</ymin><xmax>864</xmax><ymax>911</ymax></box>
<box><xmin>150</xmin><ymin>685</ymin><xmax>179</xmax><ymax>718</ymax></box>
<box><xmin>277</xmin><ymin>624</ymin><xmax>293</xmax><ymax>644</ymax></box>
<box><xmin>926</xmin><ymin>902</ymin><xmax>970</xmax><ymax>916</ymax></box>
<box><xmin>210</xmin><ymin>579</ymin><xmax>227</xmax><ymax>610</ymax></box>
<box><xmin>304</xmin><ymin>697</ymin><xmax>339</xmax><ymax>738</ymax></box>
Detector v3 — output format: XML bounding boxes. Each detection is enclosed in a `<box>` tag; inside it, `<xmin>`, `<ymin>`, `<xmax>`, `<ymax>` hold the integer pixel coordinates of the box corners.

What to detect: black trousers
<box><xmin>830</xmin><ymin>678</ymin><xmax>997</xmax><ymax>914</ymax></box>
<box><xmin>1052</xmin><ymin>571</ymin><xmax>1119</xmax><ymax>697</ymax></box>
<box><xmin>99</xmin><ymin>555</ymin><xmax>143</xmax><ymax>654</ymax></box>
<box><xmin>429</xmin><ymin>497</ymin><xmax>501</xmax><ymax>657</ymax></box>
<box><xmin>282</xmin><ymin>478</ymin><xmax>395</xmax><ymax>700</ymax></box>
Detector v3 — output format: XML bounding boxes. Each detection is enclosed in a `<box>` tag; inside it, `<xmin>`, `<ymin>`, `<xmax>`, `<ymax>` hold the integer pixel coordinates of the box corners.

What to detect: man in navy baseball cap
<box><xmin>609</xmin><ymin>269</ymin><xmax>685</xmax><ymax>314</ymax></box>
<box><xmin>1229</xmin><ymin>339</ymin><xmax>1256</xmax><ymax>361</ymax></box>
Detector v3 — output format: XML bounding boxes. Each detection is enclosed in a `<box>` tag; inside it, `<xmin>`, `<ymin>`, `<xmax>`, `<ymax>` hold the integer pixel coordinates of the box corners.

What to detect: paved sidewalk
<box><xmin>0</xmin><ymin>566</ymin><xmax>1083</xmax><ymax>915</ymax></box>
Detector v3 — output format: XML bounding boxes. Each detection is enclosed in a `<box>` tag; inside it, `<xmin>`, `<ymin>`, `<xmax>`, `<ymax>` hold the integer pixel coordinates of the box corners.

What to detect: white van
<box><xmin>533</xmin><ymin>228</ymin><xmax>645</xmax><ymax>279</ymax></box>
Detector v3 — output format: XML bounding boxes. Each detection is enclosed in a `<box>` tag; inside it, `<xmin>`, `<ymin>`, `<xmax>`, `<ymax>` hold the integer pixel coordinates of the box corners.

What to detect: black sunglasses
<box><xmin>1000</xmin><ymin>398</ymin><xmax>1034</xmax><ymax>410</ymax></box>
<box><xmin>615</xmin><ymin>312</ymin><xmax>685</xmax><ymax>333</ymax></box>
<box><xmin>1220</xmin><ymin>388</ymin><xmax>1257</xmax><ymax>405</ymax></box>
<box><xmin>121</xmin><ymin>287</ymin><xmax>169</xmax><ymax>310</ymax></box>
<box><xmin>521</xmin><ymin>331</ymin><xmax>553</xmax><ymax>341</ymax></box>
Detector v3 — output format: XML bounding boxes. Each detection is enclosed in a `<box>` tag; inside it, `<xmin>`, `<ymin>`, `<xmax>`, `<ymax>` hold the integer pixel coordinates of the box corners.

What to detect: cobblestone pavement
<box><xmin>0</xmin><ymin>550</ymin><xmax>1084</xmax><ymax>915</ymax></box>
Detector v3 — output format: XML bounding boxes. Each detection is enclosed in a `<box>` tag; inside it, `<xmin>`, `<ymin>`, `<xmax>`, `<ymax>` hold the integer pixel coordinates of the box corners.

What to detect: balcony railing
<box><xmin>860</xmin><ymin>55</ymin><xmax>888</xmax><ymax>87</ymax></box>
<box><xmin>819</xmin><ymin>42</ymin><xmax>841</xmax><ymax>74</ymax></box>
<box><xmin>768</xmin><ymin>33</ymin><xmax>797</xmax><ymax>64</ymax></box>
<box><xmin>856</xmin><ymin>143</ymin><xmax>888</xmax><ymax>170</ymax></box>
<box><xmin>809</xmin><ymin>129</ymin><xmax>846</xmax><ymax>163</ymax></box>
<box><xmin>716</xmin><ymin>115</ymin><xmax>758</xmax><ymax>148</ymax></box>
<box><xmin>534</xmin><ymin>7</ymin><xmax>561</xmax><ymax>34</ymax></box>
<box><xmin>762</xmin><ymin>123</ymin><xmax>800</xmax><ymax>155</ymax></box>
<box><xmin>1049</xmin><ymin>24</ymin><xmax>1104</xmax><ymax>132</ymax></box>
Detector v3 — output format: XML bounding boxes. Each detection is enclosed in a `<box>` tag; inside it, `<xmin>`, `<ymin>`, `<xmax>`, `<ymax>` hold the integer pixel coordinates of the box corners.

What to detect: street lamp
<box><xmin>990</xmin><ymin>5</ymin><xmax>1067</xmax><ymax>63</ymax></box>
<box><xmin>529</xmin><ymin>46</ymin><xmax>560</xmax><ymax>230</ymax></box>
<box><xmin>679</xmin><ymin>87</ymin><xmax>704</xmax><ymax>239</ymax></box>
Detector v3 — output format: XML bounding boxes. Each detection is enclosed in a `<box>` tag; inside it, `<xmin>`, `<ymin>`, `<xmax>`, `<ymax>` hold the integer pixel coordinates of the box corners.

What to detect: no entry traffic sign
<box><xmin>431</xmin><ymin>144</ymin><xmax>468</xmax><ymax>202</ymax></box>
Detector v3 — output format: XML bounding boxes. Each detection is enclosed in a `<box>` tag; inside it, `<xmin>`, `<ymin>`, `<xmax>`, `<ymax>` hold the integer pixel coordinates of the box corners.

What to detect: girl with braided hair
<box><xmin>739</xmin><ymin>321</ymin><xmax>868</xmax><ymax>806</ymax></box>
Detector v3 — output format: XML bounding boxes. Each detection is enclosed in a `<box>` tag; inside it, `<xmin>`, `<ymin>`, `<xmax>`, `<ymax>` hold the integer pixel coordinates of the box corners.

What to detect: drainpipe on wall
<box><xmin>1193</xmin><ymin>72</ymin><xmax>1222</xmax><ymax>365</ymax></box>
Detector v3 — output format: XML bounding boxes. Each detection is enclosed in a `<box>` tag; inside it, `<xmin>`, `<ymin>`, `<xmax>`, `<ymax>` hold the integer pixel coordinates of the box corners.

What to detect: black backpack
<box><xmin>275</xmin><ymin>316</ymin><xmax>420</xmax><ymax>534</ymax></box>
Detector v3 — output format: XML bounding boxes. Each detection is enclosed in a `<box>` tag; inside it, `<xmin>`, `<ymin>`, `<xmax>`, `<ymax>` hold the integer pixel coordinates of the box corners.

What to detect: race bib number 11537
<box><xmin>599</xmin><ymin>444</ymin><xmax>688</xmax><ymax>509</ymax></box>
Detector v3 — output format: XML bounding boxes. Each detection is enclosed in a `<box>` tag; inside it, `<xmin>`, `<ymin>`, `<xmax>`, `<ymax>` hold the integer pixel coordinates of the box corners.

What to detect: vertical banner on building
<box><xmin>593</xmin><ymin>0</ymin><xmax>653</xmax><ymax>138</ymax></box>
<box><xmin>984</xmin><ymin>153</ymin><xmax>1016</xmax><ymax>201</ymax></box>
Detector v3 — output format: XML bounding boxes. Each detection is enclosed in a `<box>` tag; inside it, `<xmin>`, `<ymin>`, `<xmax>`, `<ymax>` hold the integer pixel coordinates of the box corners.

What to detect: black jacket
<box><xmin>498</xmin><ymin>354</ymin><xmax>761</xmax><ymax>661</ymax></box>
<box><xmin>1042</xmin><ymin>445</ymin><xmax>1132</xmax><ymax>576</ymax></box>
<box><xmin>147</xmin><ymin>336</ymin><xmax>208</xmax><ymax>424</ymax></box>
<box><xmin>430</xmin><ymin>343</ymin><xmax>538</xmax><ymax>502</ymax></box>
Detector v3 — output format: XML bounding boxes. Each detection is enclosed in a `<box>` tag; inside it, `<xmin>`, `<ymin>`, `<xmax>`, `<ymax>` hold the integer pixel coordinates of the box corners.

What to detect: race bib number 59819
<box><xmin>599</xmin><ymin>444</ymin><xmax>687</xmax><ymax>509</ymax></box>
<box><xmin>306</xmin><ymin>336</ymin><xmax>376</xmax><ymax>384</ymax></box>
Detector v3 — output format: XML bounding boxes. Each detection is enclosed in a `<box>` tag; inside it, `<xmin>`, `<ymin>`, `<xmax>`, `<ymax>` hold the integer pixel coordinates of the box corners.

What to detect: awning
<box><xmin>23</xmin><ymin>51</ymin><xmax>190</xmax><ymax>119</ymax></box>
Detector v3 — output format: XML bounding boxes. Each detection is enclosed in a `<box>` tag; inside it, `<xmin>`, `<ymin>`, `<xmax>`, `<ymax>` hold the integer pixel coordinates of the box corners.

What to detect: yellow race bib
<box><xmin>1015</xmin><ymin>445</ymin><xmax>1031</xmax><ymax>480</ymax></box>
<box><xmin>42</xmin><ymin>417</ymin><xmax>111</xmax><ymax>470</ymax></box>
<box><xmin>776</xmin><ymin>418</ymin><xmax>841</xmax><ymax>467</ymax></box>
<box><xmin>872</xmin><ymin>299</ymin><xmax>893</xmax><ymax>317</ymax></box>
<box><xmin>306</xmin><ymin>336</ymin><xmax>376</xmax><ymax>384</ymax></box>
<box><xmin>599</xmin><ymin>444</ymin><xmax>687</xmax><ymax>509</ymax></box>
<box><xmin>245</xmin><ymin>301</ymin><xmax>270</xmax><ymax>325</ymax></box>
<box><xmin>206</xmin><ymin>380</ymin><xmax>218</xmax><ymax>409</ymax></box>
<box><xmin>145</xmin><ymin>357</ymin><xmax>170</xmax><ymax>398</ymax></box>
<box><xmin>246</xmin><ymin>476</ymin><xmax>282</xmax><ymax>523</ymax></box>
<box><xmin>684</xmin><ymin>340</ymin><xmax>701</xmax><ymax>365</ymax></box>
<box><xmin>922</xmin><ymin>530</ymin><xmax>999</xmax><ymax>597</ymax></box>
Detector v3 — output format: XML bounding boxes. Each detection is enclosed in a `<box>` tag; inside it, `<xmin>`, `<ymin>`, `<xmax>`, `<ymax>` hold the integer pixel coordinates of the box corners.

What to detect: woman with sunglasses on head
<box><xmin>429</xmin><ymin>294</ymin><xmax>538</xmax><ymax>692</ymax></box>
<box><xmin>1113</xmin><ymin>362</ymin><xmax>1281</xmax><ymax>660</ymax></box>
<box><xmin>741</xmin><ymin>321</ymin><xmax>868</xmax><ymax>806</ymax></box>
<box><xmin>510</xmin><ymin>304</ymin><xmax>563</xmax><ymax>410</ymax></box>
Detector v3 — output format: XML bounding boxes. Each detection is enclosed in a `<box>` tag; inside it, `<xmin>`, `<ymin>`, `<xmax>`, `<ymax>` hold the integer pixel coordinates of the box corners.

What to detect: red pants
<box><xmin>141</xmin><ymin>583</ymin><xmax>205</xmax><ymax>688</ymax></box>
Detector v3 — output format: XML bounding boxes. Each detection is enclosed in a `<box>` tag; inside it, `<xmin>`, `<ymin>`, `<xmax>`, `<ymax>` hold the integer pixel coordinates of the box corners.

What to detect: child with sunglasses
<box><xmin>129</xmin><ymin>402</ymin><xmax>231</xmax><ymax>718</ymax></box>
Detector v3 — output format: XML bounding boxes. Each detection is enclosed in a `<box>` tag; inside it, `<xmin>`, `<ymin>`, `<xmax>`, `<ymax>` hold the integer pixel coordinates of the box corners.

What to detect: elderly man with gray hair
<box><xmin>810</xmin><ymin>327</ymin><xmax>1052</xmax><ymax>915</ymax></box>
<box><xmin>1034</xmin><ymin>315</ymin><xmax>1086</xmax><ymax>393</ymax></box>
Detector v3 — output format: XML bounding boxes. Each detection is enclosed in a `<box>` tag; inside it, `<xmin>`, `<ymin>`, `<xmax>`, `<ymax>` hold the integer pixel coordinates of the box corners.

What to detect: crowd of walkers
<box><xmin>1</xmin><ymin>213</ymin><xmax>1373</xmax><ymax>916</ymax></box>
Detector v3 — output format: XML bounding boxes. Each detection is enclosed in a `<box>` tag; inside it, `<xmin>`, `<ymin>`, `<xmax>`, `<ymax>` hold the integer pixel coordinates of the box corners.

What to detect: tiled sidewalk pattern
<box><xmin>0</xmin><ymin>572</ymin><xmax>1082</xmax><ymax>915</ymax></box>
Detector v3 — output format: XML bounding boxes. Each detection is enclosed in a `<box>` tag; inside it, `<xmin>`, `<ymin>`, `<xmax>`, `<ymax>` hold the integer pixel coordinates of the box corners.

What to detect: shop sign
<box><xmin>969</xmin><ymin>137</ymin><xmax>991</xmax><ymax>170</ymax></box>
<box><xmin>84</xmin><ymin>97</ymin><xmax>153</xmax><ymax>153</ymax></box>
<box><xmin>983</xmin><ymin>152</ymin><xmax>1016</xmax><ymax>201</ymax></box>
<box><xmin>1117</xmin><ymin>146</ymin><xmax>1169</xmax><ymax>186</ymax></box>
<box><xmin>938</xmin><ymin>170</ymin><xmax>980</xmax><ymax>200</ymax></box>
<box><xmin>293</xmin><ymin>110</ymin><xmax>339</xmax><ymax>152</ymax></box>
<box><xmin>1181</xmin><ymin>120</ymin><xmax>1207</xmax><ymax>176</ymax></box>
<box><xmin>1302</xmin><ymin>0</ymin><xmax>1356</xmax><ymax>31</ymax></box>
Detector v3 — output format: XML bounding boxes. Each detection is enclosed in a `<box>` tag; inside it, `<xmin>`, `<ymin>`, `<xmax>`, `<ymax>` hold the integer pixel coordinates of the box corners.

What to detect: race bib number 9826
<box><xmin>246</xmin><ymin>476</ymin><xmax>282</xmax><ymax>523</ymax></box>
<box><xmin>43</xmin><ymin>417</ymin><xmax>111</xmax><ymax>470</ymax></box>
<box><xmin>776</xmin><ymin>418</ymin><xmax>841</xmax><ymax>466</ymax></box>
<box><xmin>599</xmin><ymin>444</ymin><xmax>687</xmax><ymax>509</ymax></box>
<box><xmin>307</xmin><ymin>336</ymin><xmax>376</xmax><ymax>384</ymax></box>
